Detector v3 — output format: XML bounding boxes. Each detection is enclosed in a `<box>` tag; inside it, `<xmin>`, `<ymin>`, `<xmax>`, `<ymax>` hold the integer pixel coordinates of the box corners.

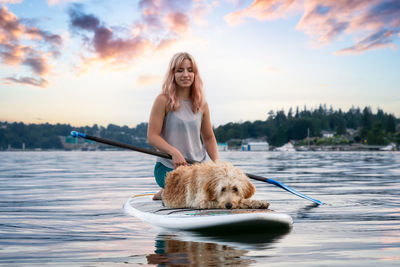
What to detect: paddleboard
<box><xmin>123</xmin><ymin>193</ymin><xmax>293</xmax><ymax>233</ymax></box>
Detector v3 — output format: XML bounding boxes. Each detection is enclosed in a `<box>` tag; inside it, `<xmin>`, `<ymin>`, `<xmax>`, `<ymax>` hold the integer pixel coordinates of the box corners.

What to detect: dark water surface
<box><xmin>1</xmin><ymin>151</ymin><xmax>399</xmax><ymax>266</ymax></box>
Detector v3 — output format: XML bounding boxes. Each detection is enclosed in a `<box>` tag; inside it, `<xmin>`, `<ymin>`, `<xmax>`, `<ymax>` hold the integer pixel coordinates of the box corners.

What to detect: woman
<box><xmin>147</xmin><ymin>52</ymin><xmax>219</xmax><ymax>200</ymax></box>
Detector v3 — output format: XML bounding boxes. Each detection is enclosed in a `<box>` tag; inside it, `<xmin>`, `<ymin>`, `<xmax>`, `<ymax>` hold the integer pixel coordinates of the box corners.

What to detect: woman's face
<box><xmin>174</xmin><ymin>59</ymin><xmax>194</xmax><ymax>89</ymax></box>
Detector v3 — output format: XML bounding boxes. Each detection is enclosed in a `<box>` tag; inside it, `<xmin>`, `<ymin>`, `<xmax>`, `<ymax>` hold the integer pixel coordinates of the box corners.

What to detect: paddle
<box><xmin>70</xmin><ymin>131</ymin><xmax>323</xmax><ymax>205</ymax></box>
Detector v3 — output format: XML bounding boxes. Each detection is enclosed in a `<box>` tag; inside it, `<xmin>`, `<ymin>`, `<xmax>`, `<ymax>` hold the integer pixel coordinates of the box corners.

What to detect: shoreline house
<box><xmin>242</xmin><ymin>142</ymin><xmax>269</xmax><ymax>151</ymax></box>
<box><xmin>321</xmin><ymin>130</ymin><xmax>335</xmax><ymax>138</ymax></box>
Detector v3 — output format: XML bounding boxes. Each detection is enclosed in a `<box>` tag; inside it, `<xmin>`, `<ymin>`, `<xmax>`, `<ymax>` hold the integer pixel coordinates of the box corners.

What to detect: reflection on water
<box><xmin>0</xmin><ymin>151</ymin><xmax>399</xmax><ymax>266</ymax></box>
<box><xmin>147</xmin><ymin>234</ymin><xmax>253</xmax><ymax>266</ymax></box>
<box><xmin>190</xmin><ymin>227</ymin><xmax>291</xmax><ymax>247</ymax></box>
<box><xmin>294</xmin><ymin>203</ymin><xmax>322</xmax><ymax>220</ymax></box>
<box><xmin>146</xmin><ymin>221</ymin><xmax>292</xmax><ymax>265</ymax></box>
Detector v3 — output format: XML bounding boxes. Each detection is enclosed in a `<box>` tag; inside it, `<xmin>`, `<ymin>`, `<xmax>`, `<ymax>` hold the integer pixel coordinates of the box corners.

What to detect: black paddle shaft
<box><xmin>84</xmin><ymin>134</ymin><xmax>198</xmax><ymax>164</ymax></box>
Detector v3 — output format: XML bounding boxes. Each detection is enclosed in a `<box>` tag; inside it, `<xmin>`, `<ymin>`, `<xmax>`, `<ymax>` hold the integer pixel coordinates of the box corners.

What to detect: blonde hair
<box><xmin>162</xmin><ymin>52</ymin><xmax>204</xmax><ymax>113</ymax></box>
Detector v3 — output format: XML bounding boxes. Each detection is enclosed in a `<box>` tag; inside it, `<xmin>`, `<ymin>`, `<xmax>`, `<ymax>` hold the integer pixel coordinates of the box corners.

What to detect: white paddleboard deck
<box><xmin>123</xmin><ymin>193</ymin><xmax>293</xmax><ymax>233</ymax></box>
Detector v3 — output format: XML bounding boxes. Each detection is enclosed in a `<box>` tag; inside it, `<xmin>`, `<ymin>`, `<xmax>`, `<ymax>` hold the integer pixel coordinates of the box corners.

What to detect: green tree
<box><xmin>386</xmin><ymin>114</ymin><xmax>396</xmax><ymax>133</ymax></box>
<box><xmin>361</xmin><ymin>107</ymin><xmax>373</xmax><ymax>139</ymax></box>
<box><xmin>367</xmin><ymin>122</ymin><xmax>385</xmax><ymax>145</ymax></box>
<box><xmin>335</xmin><ymin>118</ymin><xmax>347</xmax><ymax>135</ymax></box>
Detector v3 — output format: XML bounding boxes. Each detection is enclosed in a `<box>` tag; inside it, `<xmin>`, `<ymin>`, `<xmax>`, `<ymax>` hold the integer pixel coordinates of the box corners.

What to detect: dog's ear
<box><xmin>243</xmin><ymin>180</ymin><xmax>256</xmax><ymax>199</ymax></box>
<box><xmin>204</xmin><ymin>178</ymin><xmax>217</xmax><ymax>201</ymax></box>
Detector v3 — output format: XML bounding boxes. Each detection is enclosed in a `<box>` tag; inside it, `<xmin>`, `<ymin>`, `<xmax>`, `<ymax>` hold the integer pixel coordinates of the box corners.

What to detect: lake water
<box><xmin>0</xmin><ymin>151</ymin><xmax>399</xmax><ymax>266</ymax></box>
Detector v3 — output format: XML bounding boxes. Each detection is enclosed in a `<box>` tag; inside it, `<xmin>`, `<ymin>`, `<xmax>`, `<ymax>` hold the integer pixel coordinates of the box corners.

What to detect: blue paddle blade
<box><xmin>246</xmin><ymin>173</ymin><xmax>323</xmax><ymax>205</ymax></box>
<box><xmin>266</xmin><ymin>178</ymin><xmax>323</xmax><ymax>205</ymax></box>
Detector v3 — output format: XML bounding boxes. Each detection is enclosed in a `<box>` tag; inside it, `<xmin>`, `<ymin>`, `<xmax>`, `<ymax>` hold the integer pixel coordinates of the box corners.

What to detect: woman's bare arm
<box><xmin>147</xmin><ymin>94</ymin><xmax>187</xmax><ymax>168</ymax></box>
<box><xmin>201</xmin><ymin>102</ymin><xmax>219</xmax><ymax>162</ymax></box>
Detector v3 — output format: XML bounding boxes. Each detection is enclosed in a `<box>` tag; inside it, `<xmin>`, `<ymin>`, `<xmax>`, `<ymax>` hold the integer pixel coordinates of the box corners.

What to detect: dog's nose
<box><xmin>225</xmin><ymin>203</ymin><xmax>232</xmax><ymax>209</ymax></box>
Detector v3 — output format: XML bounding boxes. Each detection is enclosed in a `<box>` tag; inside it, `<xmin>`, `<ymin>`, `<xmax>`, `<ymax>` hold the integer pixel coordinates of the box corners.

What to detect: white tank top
<box><xmin>157</xmin><ymin>100</ymin><xmax>207</xmax><ymax>168</ymax></box>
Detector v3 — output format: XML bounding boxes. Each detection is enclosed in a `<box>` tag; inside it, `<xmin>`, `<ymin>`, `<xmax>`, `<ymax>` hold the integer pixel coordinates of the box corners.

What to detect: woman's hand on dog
<box><xmin>171</xmin><ymin>149</ymin><xmax>188</xmax><ymax>169</ymax></box>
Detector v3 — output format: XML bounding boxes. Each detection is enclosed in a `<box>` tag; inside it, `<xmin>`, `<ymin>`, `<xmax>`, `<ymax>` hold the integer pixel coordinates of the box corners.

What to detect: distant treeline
<box><xmin>1</xmin><ymin>105</ymin><xmax>399</xmax><ymax>150</ymax></box>
<box><xmin>0</xmin><ymin>122</ymin><xmax>148</xmax><ymax>150</ymax></box>
<box><xmin>214</xmin><ymin>105</ymin><xmax>399</xmax><ymax>147</ymax></box>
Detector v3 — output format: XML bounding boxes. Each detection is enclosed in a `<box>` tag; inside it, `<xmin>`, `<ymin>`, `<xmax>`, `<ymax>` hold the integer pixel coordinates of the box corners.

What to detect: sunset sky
<box><xmin>1</xmin><ymin>0</ymin><xmax>399</xmax><ymax>127</ymax></box>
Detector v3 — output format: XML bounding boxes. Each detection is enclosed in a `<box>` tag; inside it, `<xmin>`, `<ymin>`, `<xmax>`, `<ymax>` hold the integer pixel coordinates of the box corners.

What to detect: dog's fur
<box><xmin>162</xmin><ymin>161</ymin><xmax>269</xmax><ymax>209</ymax></box>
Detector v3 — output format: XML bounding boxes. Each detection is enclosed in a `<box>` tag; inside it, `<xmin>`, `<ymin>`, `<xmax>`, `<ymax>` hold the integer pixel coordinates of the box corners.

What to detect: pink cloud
<box><xmin>68</xmin><ymin>1</ymin><xmax>203</xmax><ymax>65</ymax></box>
<box><xmin>23</xmin><ymin>55</ymin><xmax>49</xmax><ymax>75</ymax></box>
<box><xmin>0</xmin><ymin>4</ymin><xmax>23</xmax><ymax>38</ymax></box>
<box><xmin>3</xmin><ymin>76</ymin><xmax>47</xmax><ymax>87</ymax></box>
<box><xmin>0</xmin><ymin>5</ymin><xmax>62</xmax><ymax>87</ymax></box>
<box><xmin>165</xmin><ymin>12</ymin><xmax>190</xmax><ymax>34</ymax></box>
<box><xmin>297</xmin><ymin>0</ymin><xmax>377</xmax><ymax>44</ymax></box>
<box><xmin>68</xmin><ymin>5</ymin><xmax>152</xmax><ymax>63</ymax></box>
<box><xmin>225</xmin><ymin>0</ymin><xmax>298</xmax><ymax>25</ymax></box>
<box><xmin>225</xmin><ymin>0</ymin><xmax>400</xmax><ymax>54</ymax></box>
<box><xmin>0</xmin><ymin>43</ymin><xmax>26</xmax><ymax>64</ymax></box>
<box><xmin>138</xmin><ymin>0</ymin><xmax>194</xmax><ymax>34</ymax></box>
<box><xmin>335</xmin><ymin>29</ymin><xmax>396</xmax><ymax>54</ymax></box>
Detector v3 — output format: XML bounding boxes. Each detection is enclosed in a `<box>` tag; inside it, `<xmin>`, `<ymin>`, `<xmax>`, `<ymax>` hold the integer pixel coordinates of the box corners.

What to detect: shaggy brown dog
<box><xmin>162</xmin><ymin>161</ymin><xmax>269</xmax><ymax>209</ymax></box>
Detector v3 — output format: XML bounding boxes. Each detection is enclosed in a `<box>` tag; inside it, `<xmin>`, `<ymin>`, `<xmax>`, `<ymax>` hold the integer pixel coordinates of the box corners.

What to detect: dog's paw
<box><xmin>239</xmin><ymin>199</ymin><xmax>270</xmax><ymax>209</ymax></box>
<box><xmin>254</xmin><ymin>200</ymin><xmax>270</xmax><ymax>209</ymax></box>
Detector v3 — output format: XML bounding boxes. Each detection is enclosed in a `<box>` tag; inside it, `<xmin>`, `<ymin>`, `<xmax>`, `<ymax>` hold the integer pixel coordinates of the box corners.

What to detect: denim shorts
<box><xmin>154</xmin><ymin>162</ymin><xmax>173</xmax><ymax>188</ymax></box>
